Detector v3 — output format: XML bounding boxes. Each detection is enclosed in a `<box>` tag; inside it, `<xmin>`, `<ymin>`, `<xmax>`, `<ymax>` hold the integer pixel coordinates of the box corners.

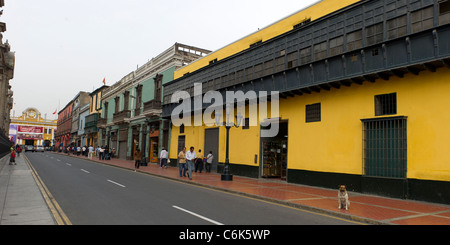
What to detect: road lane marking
<box><xmin>66</xmin><ymin>163</ymin><xmax>71</xmax><ymax>166</ymax></box>
<box><xmin>56</xmin><ymin>159</ymin><xmax>61</xmax><ymax>162</ymax></box>
<box><xmin>172</xmin><ymin>206</ymin><xmax>224</xmax><ymax>225</ymax></box>
<box><xmin>24</xmin><ymin>154</ymin><xmax>72</xmax><ymax>225</ymax></box>
<box><xmin>80</xmin><ymin>169</ymin><xmax>90</xmax><ymax>174</ymax></box>
<box><xmin>107</xmin><ymin>179</ymin><xmax>126</xmax><ymax>188</ymax></box>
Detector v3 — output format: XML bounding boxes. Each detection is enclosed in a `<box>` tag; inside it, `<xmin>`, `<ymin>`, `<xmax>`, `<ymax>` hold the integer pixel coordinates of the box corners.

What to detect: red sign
<box><xmin>18</xmin><ymin>126</ymin><xmax>43</xmax><ymax>133</ymax></box>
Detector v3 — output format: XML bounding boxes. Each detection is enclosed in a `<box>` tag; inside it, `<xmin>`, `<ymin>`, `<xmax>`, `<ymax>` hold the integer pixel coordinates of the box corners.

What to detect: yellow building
<box><xmin>10</xmin><ymin>107</ymin><xmax>57</xmax><ymax>146</ymax></box>
<box><xmin>85</xmin><ymin>85</ymin><xmax>109</xmax><ymax>148</ymax></box>
<box><xmin>163</xmin><ymin>0</ymin><xmax>450</xmax><ymax>204</ymax></box>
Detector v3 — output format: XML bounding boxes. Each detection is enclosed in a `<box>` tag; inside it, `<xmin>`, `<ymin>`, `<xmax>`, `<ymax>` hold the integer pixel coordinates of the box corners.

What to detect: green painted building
<box><xmin>98</xmin><ymin>43</ymin><xmax>211</xmax><ymax>162</ymax></box>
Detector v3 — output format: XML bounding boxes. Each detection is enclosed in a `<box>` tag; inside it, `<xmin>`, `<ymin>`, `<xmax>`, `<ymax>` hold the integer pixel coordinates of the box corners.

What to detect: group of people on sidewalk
<box><xmin>133</xmin><ymin>147</ymin><xmax>171</xmax><ymax>171</ymax></box>
<box><xmin>130</xmin><ymin>145</ymin><xmax>214</xmax><ymax>180</ymax></box>
<box><xmin>66</xmin><ymin>145</ymin><xmax>115</xmax><ymax>161</ymax></box>
<box><xmin>177</xmin><ymin>146</ymin><xmax>214</xmax><ymax>180</ymax></box>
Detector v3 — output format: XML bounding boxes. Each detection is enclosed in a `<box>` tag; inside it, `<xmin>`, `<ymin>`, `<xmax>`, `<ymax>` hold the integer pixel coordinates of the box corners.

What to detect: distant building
<box><xmin>10</xmin><ymin>108</ymin><xmax>57</xmax><ymax>146</ymax></box>
<box><xmin>70</xmin><ymin>92</ymin><xmax>90</xmax><ymax>146</ymax></box>
<box><xmin>84</xmin><ymin>85</ymin><xmax>109</xmax><ymax>148</ymax></box>
<box><xmin>99</xmin><ymin>43</ymin><xmax>211</xmax><ymax>161</ymax></box>
<box><xmin>55</xmin><ymin>100</ymin><xmax>74</xmax><ymax>148</ymax></box>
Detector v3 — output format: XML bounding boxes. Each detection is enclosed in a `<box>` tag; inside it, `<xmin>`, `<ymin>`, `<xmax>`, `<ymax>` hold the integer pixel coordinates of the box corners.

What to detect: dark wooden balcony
<box><xmin>113</xmin><ymin>110</ymin><xmax>131</xmax><ymax>125</ymax></box>
<box><xmin>97</xmin><ymin>117</ymin><xmax>107</xmax><ymax>128</ymax></box>
<box><xmin>143</xmin><ymin>100</ymin><xmax>162</xmax><ymax>116</ymax></box>
<box><xmin>162</xmin><ymin>0</ymin><xmax>450</xmax><ymax>117</ymax></box>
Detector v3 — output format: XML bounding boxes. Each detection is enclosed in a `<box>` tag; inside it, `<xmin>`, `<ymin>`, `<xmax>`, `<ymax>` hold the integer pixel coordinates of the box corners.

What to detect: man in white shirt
<box><xmin>88</xmin><ymin>145</ymin><xmax>94</xmax><ymax>159</ymax></box>
<box><xmin>206</xmin><ymin>151</ymin><xmax>213</xmax><ymax>173</ymax></box>
<box><xmin>185</xmin><ymin>146</ymin><xmax>196</xmax><ymax>180</ymax></box>
<box><xmin>160</xmin><ymin>147</ymin><xmax>168</xmax><ymax>168</ymax></box>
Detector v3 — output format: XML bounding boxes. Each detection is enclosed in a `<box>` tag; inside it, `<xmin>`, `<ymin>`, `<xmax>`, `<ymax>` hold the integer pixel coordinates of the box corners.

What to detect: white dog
<box><xmin>338</xmin><ymin>185</ymin><xmax>350</xmax><ymax>211</ymax></box>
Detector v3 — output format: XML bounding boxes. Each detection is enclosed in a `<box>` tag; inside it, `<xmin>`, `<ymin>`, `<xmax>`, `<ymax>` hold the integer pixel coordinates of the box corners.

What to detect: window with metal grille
<box><xmin>375</xmin><ymin>93</ymin><xmax>397</xmax><ymax>116</ymax></box>
<box><xmin>362</xmin><ymin>117</ymin><xmax>407</xmax><ymax>179</ymax></box>
<box><xmin>242</xmin><ymin>118</ymin><xmax>250</xmax><ymax>130</ymax></box>
<box><xmin>180</xmin><ymin>124</ymin><xmax>185</xmax><ymax>134</ymax></box>
<box><xmin>306</xmin><ymin>103</ymin><xmax>321</xmax><ymax>123</ymax></box>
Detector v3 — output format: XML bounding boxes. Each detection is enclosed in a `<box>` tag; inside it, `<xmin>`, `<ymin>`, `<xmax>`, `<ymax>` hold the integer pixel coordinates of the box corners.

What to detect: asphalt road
<box><xmin>25</xmin><ymin>152</ymin><xmax>360</xmax><ymax>225</ymax></box>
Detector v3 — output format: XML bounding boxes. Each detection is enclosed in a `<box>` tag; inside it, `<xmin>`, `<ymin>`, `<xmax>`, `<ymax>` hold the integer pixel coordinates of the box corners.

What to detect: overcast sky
<box><xmin>3</xmin><ymin>0</ymin><xmax>318</xmax><ymax>120</ymax></box>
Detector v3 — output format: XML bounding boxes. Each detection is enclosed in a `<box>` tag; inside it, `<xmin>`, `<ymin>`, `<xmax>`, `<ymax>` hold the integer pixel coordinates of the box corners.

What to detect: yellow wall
<box><xmin>284</xmin><ymin>68</ymin><xmax>450</xmax><ymax>182</ymax></box>
<box><xmin>170</xmin><ymin>68</ymin><xmax>450</xmax><ymax>183</ymax></box>
<box><xmin>90</xmin><ymin>90</ymin><xmax>103</xmax><ymax>114</ymax></box>
<box><xmin>174</xmin><ymin>0</ymin><xmax>361</xmax><ymax>79</ymax></box>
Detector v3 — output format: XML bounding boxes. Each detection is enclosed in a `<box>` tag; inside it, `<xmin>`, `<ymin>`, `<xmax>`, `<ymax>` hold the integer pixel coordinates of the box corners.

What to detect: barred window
<box><xmin>375</xmin><ymin>93</ymin><xmax>397</xmax><ymax>116</ymax></box>
<box><xmin>306</xmin><ymin>103</ymin><xmax>321</xmax><ymax>123</ymax></box>
<box><xmin>180</xmin><ymin>124</ymin><xmax>185</xmax><ymax>134</ymax></box>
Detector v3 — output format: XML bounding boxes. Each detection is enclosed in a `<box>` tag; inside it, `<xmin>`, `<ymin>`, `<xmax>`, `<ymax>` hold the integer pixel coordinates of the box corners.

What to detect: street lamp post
<box><xmin>216</xmin><ymin>104</ymin><xmax>243</xmax><ymax>181</ymax></box>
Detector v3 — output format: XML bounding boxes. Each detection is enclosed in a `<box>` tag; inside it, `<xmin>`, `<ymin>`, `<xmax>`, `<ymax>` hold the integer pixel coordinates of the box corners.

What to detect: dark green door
<box><xmin>363</xmin><ymin>117</ymin><xmax>407</xmax><ymax>179</ymax></box>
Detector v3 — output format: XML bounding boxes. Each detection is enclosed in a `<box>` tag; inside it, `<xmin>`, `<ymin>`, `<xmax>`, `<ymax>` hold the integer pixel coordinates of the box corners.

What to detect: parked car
<box><xmin>25</xmin><ymin>145</ymin><xmax>35</xmax><ymax>152</ymax></box>
<box><xmin>35</xmin><ymin>145</ymin><xmax>45</xmax><ymax>152</ymax></box>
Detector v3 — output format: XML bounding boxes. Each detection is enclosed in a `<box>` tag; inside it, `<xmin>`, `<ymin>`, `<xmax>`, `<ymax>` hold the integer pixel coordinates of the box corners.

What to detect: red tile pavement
<box><xmin>57</xmin><ymin>153</ymin><xmax>450</xmax><ymax>225</ymax></box>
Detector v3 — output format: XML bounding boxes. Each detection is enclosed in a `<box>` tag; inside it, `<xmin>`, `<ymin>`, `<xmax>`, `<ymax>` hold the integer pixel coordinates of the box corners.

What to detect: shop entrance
<box><xmin>260</xmin><ymin>121</ymin><xmax>288</xmax><ymax>180</ymax></box>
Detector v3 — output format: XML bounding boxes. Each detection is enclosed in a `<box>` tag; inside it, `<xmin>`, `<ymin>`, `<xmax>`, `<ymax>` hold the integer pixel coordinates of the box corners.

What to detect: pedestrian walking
<box><xmin>178</xmin><ymin>147</ymin><xmax>187</xmax><ymax>177</ymax></box>
<box><xmin>99</xmin><ymin>146</ymin><xmax>104</xmax><ymax>160</ymax></box>
<box><xmin>206</xmin><ymin>151</ymin><xmax>213</xmax><ymax>173</ymax></box>
<box><xmin>88</xmin><ymin>145</ymin><xmax>94</xmax><ymax>159</ymax></box>
<box><xmin>104</xmin><ymin>145</ymin><xmax>110</xmax><ymax>160</ymax></box>
<box><xmin>77</xmin><ymin>146</ymin><xmax>81</xmax><ymax>156</ymax></box>
<box><xmin>160</xmin><ymin>147</ymin><xmax>168</xmax><ymax>168</ymax></box>
<box><xmin>186</xmin><ymin>146</ymin><xmax>196</xmax><ymax>180</ymax></box>
<box><xmin>15</xmin><ymin>145</ymin><xmax>21</xmax><ymax>157</ymax></box>
<box><xmin>134</xmin><ymin>148</ymin><xmax>142</xmax><ymax>171</ymax></box>
<box><xmin>9</xmin><ymin>149</ymin><xmax>16</xmax><ymax>165</ymax></box>
<box><xmin>195</xmin><ymin>149</ymin><xmax>203</xmax><ymax>173</ymax></box>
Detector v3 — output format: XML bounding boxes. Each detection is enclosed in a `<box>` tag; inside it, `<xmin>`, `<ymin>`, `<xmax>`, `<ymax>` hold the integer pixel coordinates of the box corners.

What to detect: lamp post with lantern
<box><xmin>215</xmin><ymin>103</ymin><xmax>243</xmax><ymax>181</ymax></box>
